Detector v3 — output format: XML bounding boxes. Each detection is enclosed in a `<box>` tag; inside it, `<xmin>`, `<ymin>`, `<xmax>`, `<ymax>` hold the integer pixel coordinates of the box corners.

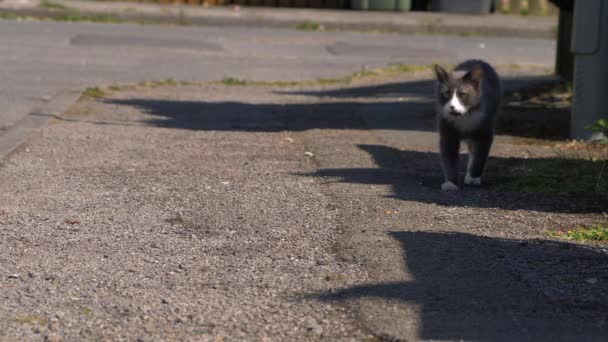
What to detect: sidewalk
<box><xmin>0</xmin><ymin>83</ymin><xmax>373</xmax><ymax>340</ymax></box>
<box><xmin>1</xmin><ymin>70</ymin><xmax>606</xmax><ymax>340</ymax></box>
<box><xmin>0</xmin><ymin>0</ymin><xmax>557</xmax><ymax>38</ymax></box>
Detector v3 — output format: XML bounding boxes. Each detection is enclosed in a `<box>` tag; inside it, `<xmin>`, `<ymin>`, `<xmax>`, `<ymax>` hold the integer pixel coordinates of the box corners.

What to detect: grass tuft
<box><xmin>296</xmin><ymin>21</ymin><xmax>324</xmax><ymax>31</ymax></box>
<box><xmin>0</xmin><ymin>12</ymin><xmax>19</xmax><ymax>20</ymax></box>
<box><xmin>219</xmin><ymin>64</ymin><xmax>430</xmax><ymax>87</ymax></box>
<box><xmin>53</xmin><ymin>12</ymin><xmax>123</xmax><ymax>23</ymax></box>
<box><xmin>83</xmin><ymin>87</ymin><xmax>108</xmax><ymax>98</ymax></box>
<box><xmin>220</xmin><ymin>77</ymin><xmax>249</xmax><ymax>86</ymax></box>
<box><xmin>491</xmin><ymin>157</ymin><xmax>608</xmax><ymax>197</ymax></box>
<box><xmin>14</xmin><ymin>314</ymin><xmax>48</xmax><ymax>325</ymax></box>
<box><xmin>38</xmin><ymin>0</ymin><xmax>71</xmax><ymax>10</ymax></box>
<box><xmin>549</xmin><ymin>223</ymin><xmax>608</xmax><ymax>242</ymax></box>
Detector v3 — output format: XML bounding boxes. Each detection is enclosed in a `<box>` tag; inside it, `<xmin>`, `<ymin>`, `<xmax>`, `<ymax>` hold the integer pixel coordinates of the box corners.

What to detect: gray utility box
<box><xmin>570</xmin><ymin>0</ymin><xmax>608</xmax><ymax>140</ymax></box>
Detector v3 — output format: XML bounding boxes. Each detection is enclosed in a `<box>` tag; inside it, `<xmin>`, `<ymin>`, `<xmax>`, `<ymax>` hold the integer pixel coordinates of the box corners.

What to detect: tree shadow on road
<box><xmin>276</xmin><ymin>75</ymin><xmax>555</xmax><ymax>99</ymax></box>
<box><xmin>104</xmin><ymin>74</ymin><xmax>566</xmax><ymax>139</ymax></box>
<box><xmin>304</xmin><ymin>144</ymin><xmax>607</xmax><ymax>213</ymax></box>
<box><xmin>104</xmin><ymin>98</ymin><xmax>436</xmax><ymax>132</ymax></box>
<box><xmin>313</xmin><ymin>231</ymin><xmax>608</xmax><ymax>341</ymax></box>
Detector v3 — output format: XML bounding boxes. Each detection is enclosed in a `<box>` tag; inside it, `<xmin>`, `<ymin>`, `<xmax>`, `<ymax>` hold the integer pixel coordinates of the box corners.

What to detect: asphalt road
<box><xmin>2</xmin><ymin>78</ymin><xmax>605</xmax><ymax>341</ymax></box>
<box><xmin>0</xmin><ymin>19</ymin><xmax>555</xmax><ymax>143</ymax></box>
<box><xmin>3</xmin><ymin>19</ymin><xmax>607</xmax><ymax>342</ymax></box>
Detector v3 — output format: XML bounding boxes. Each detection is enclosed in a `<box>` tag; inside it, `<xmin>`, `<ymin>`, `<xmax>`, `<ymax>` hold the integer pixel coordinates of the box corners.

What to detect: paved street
<box><xmin>1</xmin><ymin>74</ymin><xmax>606</xmax><ymax>341</ymax></box>
<box><xmin>0</xmin><ymin>19</ymin><xmax>555</xmax><ymax>147</ymax></box>
<box><xmin>4</xmin><ymin>15</ymin><xmax>606</xmax><ymax>342</ymax></box>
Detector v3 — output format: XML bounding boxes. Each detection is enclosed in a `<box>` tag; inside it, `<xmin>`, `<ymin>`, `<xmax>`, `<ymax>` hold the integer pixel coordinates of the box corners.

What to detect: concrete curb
<box><xmin>0</xmin><ymin>89</ymin><xmax>81</xmax><ymax>159</ymax></box>
<box><xmin>0</xmin><ymin>0</ymin><xmax>557</xmax><ymax>39</ymax></box>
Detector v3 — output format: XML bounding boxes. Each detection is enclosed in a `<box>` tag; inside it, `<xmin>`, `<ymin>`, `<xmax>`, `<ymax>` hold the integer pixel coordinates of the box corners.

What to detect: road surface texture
<box><xmin>0</xmin><ymin>19</ymin><xmax>555</xmax><ymax>157</ymax></box>
<box><xmin>0</xmin><ymin>0</ymin><xmax>558</xmax><ymax>38</ymax></box>
<box><xmin>1</xmin><ymin>68</ymin><xmax>606</xmax><ymax>340</ymax></box>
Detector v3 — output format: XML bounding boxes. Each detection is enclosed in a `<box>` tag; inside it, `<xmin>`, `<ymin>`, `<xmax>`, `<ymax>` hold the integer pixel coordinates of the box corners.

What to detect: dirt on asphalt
<box><xmin>1</xmin><ymin>71</ymin><xmax>607</xmax><ymax>341</ymax></box>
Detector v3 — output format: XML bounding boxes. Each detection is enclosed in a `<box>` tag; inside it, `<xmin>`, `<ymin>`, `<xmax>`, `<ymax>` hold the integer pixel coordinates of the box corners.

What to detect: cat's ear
<box><xmin>463</xmin><ymin>64</ymin><xmax>483</xmax><ymax>89</ymax></box>
<box><xmin>433</xmin><ymin>64</ymin><xmax>450</xmax><ymax>84</ymax></box>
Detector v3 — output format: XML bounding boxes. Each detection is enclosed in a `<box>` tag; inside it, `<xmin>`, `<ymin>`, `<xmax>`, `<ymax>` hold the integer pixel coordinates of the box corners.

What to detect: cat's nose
<box><xmin>449</xmin><ymin>105</ymin><xmax>456</xmax><ymax>111</ymax></box>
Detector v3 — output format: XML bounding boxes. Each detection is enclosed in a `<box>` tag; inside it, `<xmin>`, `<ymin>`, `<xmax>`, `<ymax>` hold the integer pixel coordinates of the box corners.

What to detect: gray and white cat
<box><xmin>433</xmin><ymin>60</ymin><xmax>502</xmax><ymax>191</ymax></box>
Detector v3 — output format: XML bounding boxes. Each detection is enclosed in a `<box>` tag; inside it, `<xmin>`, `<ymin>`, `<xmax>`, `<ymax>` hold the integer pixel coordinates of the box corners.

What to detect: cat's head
<box><xmin>434</xmin><ymin>64</ymin><xmax>482</xmax><ymax>117</ymax></box>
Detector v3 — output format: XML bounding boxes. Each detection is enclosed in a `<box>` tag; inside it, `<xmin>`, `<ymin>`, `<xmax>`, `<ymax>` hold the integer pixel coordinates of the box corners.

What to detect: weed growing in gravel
<box><xmin>0</xmin><ymin>10</ymin><xmax>124</xmax><ymax>23</ymax></box>
<box><xmin>83</xmin><ymin>87</ymin><xmax>108</xmax><ymax>98</ymax></box>
<box><xmin>82</xmin><ymin>79</ymin><xmax>201</xmax><ymax>99</ymax></box>
<box><xmin>52</xmin><ymin>12</ymin><xmax>123</xmax><ymax>23</ymax></box>
<box><xmin>38</xmin><ymin>0</ymin><xmax>71</xmax><ymax>10</ymax></box>
<box><xmin>219</xmin><ymin>64</ymin><xmax>431</xmax><ymax>87</ymax></box>
<box><xmin>14</xmin><ymin>314</ymin><xmax>48</xmax><ymax>325</ymax></box>
<box><xmin>587</xmin><ymin>119</ymin><xmax>608</xmax><ymax>144</ymax></box>
<box><xmin>219</xmin><ymin>77</ymin><xmax>300</xmax><ymax>87</ymax></box>
<box><xmin>0</xmin><ymin>12</ymin><xmax>19</xmax><ymax>20</ymax></box>
<box><xmin>36</xmin><ymin>0</ymin><xmax>124</xmax><ymax>22</ymax></box>
<box><xmin>296</xmin><ymin>21</ymin><xmax>325</xmax><ymax>31</ymax></box>
<box><xmin>550</xmin><ymin>223</ymin><xmax>608</xmax><ymax>243</ymax></box>
<box><xmin>138</xmin><ymin>78</ymin><xmax>197</xmax><ymax>88</ymax></box>
<box><xmin>220</xmin><ymin>77</ymin><xmax>249</xmax><ymax>86</ymax></box>
<box><xmin>491</xmin><ymin>156</ymin><xmax>608</xmax><ymax>197</ymax></box>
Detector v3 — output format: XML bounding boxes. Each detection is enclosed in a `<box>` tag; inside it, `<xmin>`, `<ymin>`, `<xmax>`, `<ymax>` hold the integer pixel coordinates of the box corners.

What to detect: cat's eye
<box><xmin>457</xmin><ymin>91</ymin><xmax>468</xmax><ymax>98</ymax></box>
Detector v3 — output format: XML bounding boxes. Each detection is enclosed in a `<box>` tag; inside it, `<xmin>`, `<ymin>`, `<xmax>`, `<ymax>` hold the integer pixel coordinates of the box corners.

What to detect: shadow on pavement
<box><xmin>304</xmin><ymin>144</ymin><xmax>607</xmax><ymax>213</ymax></box>
<box><xmin>104</xmin><ymin>74</ymin><xmax>566</xmax><ymax>139</ymax></box>
<box><xmin>314</xmin><ymin>231</ymin><xmax>608</xmax><ymax>342</ymax></box>
<box><xmin>275</xmin><ymin>75</ymin><xmax>555</xmax><ymax>99</ymax></box>
<box><xmin>105</xmin><ymin>98</ymin><xmax>436</xmax><ymax>132</ymax></box>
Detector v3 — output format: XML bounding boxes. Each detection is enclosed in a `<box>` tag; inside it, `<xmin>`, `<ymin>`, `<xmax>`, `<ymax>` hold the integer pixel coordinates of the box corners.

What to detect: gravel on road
<box><xmin>1</xmin><ymin>71</ymin><xmax>607</xmax><ymax>341</ymax></box>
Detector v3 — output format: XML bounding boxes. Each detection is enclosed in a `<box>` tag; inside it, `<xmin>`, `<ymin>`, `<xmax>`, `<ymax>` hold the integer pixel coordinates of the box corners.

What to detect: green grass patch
<box><xmin>218</xmin><ymin>63</ymin><xmax>430</xmax><ymax>87</ymax></box>
<box><xmin>457</xmin><ymin>31</ymin><xmax>479</xmax><ymax>37</ymax></box>
<box><xmin>80</xmin><ymin>306</ymin><xmax>93</xmax><ymax>315</ymax></box>
<box><xmin>382</xmin><ymin>64</ymin><xmax>430</xmax><ymax>74</ymax></box>
<box><xmin>51</xmin><ymin>11</ymin><xmax>123</xmax><ymax>23</ymax></box>
<box><xmin>549</xmin><ymin>223</ymin><xmax>608</xmax><ymax>243</ymax></box>
<box><xmin>296</xmin><ymin>21</ymin><xmax>324</xmax><ymax>31</ymax></box>
<box><xmin>38</xmin><ymin>0</ymin><xmax>71</xmax><ymax>10</ymax></box>
<box><xmin>0</xmin><ymin>10</ymin><xmax>124</xmax><ymax>24</ymax></box>
<box><xmin>587</xmin><ymin>119</ymin><xmax>608</xmax><ymax>144</ymax></box>
<box><xmin>220</xmin><ymin>77</ymin><xmax>250</xmax><ymax>86</ymax></box>
<box><xmin>14</xmin><ymin>314</ymin><xmax>48</xmax><ymax>325</ymax></box>
<box><xmin>491</xmin><ymin>157</ymin><xmax>608</xmax><ymax>197</ymax></box>
<box><xmin>81</xmin><ymin>79</ymin><xmax>201</xmax><ymax>99</ymax></box>
<box><xmin>137</xmin><ymin>78</ymin><xmax>199</xmax><ymax>88</ymax></box>
<box><xmin>83</xmin><ymin>86</ymin><xmax>108</xmax><ymax>98</ymax></box>
<box><xmin>309</xmin><ymin>64</ymin><xmax>430</xmax><ymax>84</ymax></box>
<box><xmin>218</xmin><ymin>77</ymin><xmax>299</xmax><ymax>87</ymax></box>
<box><xmin>107</xmin><ymin>85</ymin><xmax>128</xmax><ymax>92</ymax></box>
<box><xmin>0</xmin><ymin>12</ymin><xmax>19</xmax><ymax>20</ymax></box>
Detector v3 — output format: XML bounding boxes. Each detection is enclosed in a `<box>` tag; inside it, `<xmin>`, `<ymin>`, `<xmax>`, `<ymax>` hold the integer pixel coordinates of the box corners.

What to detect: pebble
<box><xmin>46</xmin><ymin>332</ymin><xmax>62</xmax><ymax>342</ymax></box>
<box><xmin>306</xmin><ymin>318</ymin><xmax>323</xmax><ymax>335</ymax></box>
<box><xmin>585</xmin><ymin>277</ymin><xmax>598</xmax><ymax>285</ymax></box>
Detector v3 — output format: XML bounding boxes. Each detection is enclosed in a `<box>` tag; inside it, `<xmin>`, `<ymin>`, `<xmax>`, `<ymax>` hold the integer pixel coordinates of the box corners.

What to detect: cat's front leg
<box><xmin>439</xmin><ymin>125</ymin><xmax>461</xmax><ymax>191</ymax></box>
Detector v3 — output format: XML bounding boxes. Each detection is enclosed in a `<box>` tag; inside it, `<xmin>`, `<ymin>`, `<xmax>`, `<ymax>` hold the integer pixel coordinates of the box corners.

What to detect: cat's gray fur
<box><xmin>433</xmin><ymin>60</ymin><xmax>502</xmax><ymax>191</ymax></box>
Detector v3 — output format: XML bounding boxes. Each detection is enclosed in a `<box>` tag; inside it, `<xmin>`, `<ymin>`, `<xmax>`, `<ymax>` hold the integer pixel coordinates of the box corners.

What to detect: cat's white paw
<box><xmin>464</xmin><ymin>173</ymin><xmax>482</xmax><ymax>186</ymax></box>
<box><xmin>441</xmin><ymin>181</ymin><xmax>460</xmax><ymax>191</ymax></box>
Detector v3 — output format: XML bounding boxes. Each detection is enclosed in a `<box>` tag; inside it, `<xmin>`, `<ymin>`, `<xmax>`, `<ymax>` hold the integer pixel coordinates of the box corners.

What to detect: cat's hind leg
<box><xmin>440</xmin><ymin>126</ymin><xmax>461</xmax><ymax>191</ymax></box>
